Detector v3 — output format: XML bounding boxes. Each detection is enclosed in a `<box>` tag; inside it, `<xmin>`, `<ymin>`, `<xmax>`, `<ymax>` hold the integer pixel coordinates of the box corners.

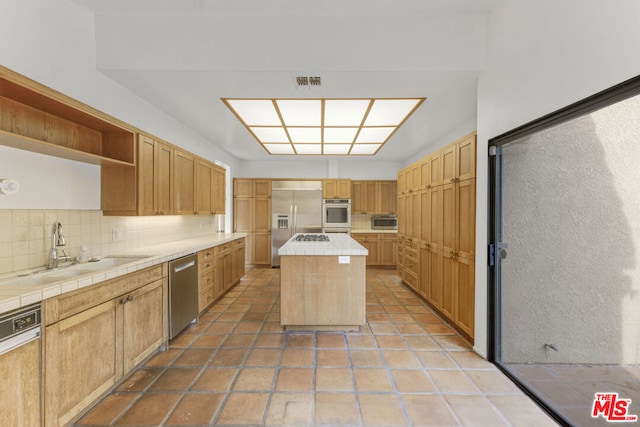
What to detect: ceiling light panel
<box><xmin>324</xmin><ymin>99</ymin><xmax>370</xmax><ymax>126</ymax></box>
<box><xmin>364</xmin><ymin>99</ymin><xmax>422</xmax><ymax>126</ymax></box>
<box><xmin>222</xmin><ymin>97</ymin><xmax>425</xmax><ymax>156</ymax></box>
<box><xmin>276</xmin><ymin>100</ymin><xmax>321</xmax><ymax>126</ymax></box>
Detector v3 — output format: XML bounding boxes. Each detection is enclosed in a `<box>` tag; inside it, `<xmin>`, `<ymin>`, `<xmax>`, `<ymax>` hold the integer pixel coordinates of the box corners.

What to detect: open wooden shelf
<box><xmin>0</xmin><ymin>67</ymin><xmax>135</xmax><ymax>166</ymax></box>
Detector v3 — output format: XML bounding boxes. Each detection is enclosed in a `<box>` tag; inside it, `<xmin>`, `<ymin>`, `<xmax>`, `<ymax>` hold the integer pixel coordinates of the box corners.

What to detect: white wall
<box><xmin>0</xmin><ymin>0</ymin><xmax>240</xmax><ymax>211</ymax></box>
<box><xmin>501</xmin><ymin>96</ymin><xmax>640</xmax><ymax>364</ymax></box>
<box><xmin>475</xmin><ymin>0</ymin><xmax>640</xmax><ymax>356</ymax></box>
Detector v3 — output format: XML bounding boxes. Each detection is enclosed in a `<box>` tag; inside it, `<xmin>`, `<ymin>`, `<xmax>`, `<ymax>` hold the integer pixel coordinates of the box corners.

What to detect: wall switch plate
<box><xmin>111</xmin><ymin>228</ymin><xmax>123</xmax><ymax>242</ymax></box>
<box><xmin>338</xmin><ymin>256</ymin><xmax>350</xmax><ymax>264</ymax></box>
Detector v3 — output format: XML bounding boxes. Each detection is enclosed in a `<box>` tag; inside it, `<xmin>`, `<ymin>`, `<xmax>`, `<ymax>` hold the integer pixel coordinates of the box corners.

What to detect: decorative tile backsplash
<box><xmin>0</xmin><ymin>210</ymin><xmax>222</xmax><ymax>275</ymax></box>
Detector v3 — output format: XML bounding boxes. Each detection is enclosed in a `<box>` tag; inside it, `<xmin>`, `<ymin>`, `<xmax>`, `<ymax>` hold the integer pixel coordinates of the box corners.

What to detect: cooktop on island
<box><xmin>294</xmin><ymin>234</ymin><xmax>330</xmax><ymax>242</ymax></box>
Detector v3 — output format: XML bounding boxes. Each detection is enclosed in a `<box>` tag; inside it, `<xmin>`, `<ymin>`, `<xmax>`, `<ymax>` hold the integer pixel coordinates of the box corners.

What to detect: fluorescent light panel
<box><xmin>222</xmin><ymin>97</ymin><xmax>425</xmax><ymax>156</ymax></box>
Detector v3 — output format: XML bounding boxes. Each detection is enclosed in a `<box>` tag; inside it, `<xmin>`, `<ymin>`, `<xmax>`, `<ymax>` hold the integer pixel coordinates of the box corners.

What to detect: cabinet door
<box><xmin>195</xmin><ymin>159</ymin><xmax>213</xmax><ymax>214</ymax></box>
<box><xmin>253</xmin><ymin>232</ymin><xmax>272</xmax><ymax>265</ymax></box>
<box><xmin>441</xmin><ymin>250</ymin><xmax>456</xmax><ymax>319</ymax></box>
<box><xmin>322</xmin><ymin>180</ymin><xmax>337</xmax><ymax>198</ymax></box>
<box><xmin>223</xmin><ymin>251</ymin><xmax>233</xmax><ymax>289</ymax></box>
<box><xmin>122</xmin><ymin>279</ymin><xmax>164</xmax><ymax>373</ymax></box>
<box><xmin>410</xmin><ymin>163</ymin><xmax>421</xmax><ymax>191</ymax></box>
<box><xmin>418</xmin><ymin>244</ymin><xmax>430</xmax><ymax>299</ymax></box>
<box><xmin>420</xmin><ymin>157</ymin><xmax>431</xmax><ymax>189</ymax></box>
<box><xmin>351</xmin><ymin>181</ymin><xmax>365</xmax><ymax>214</ymax></box>
<box><xmin>337</xmin><ymin>179</ymin><xmax>351</xmax><ymax>198</ymax></box>
<box><xmin>419</xmin><ymin>189</ymin><xmax>431</xmax><ymax>244</ymax></box>
<box><xmin>0</xmin><ymin>338</ymin><xmax>41</xmax><ymax>427</ymax></box>
<box><xmin>236</xmin><ymin>240</ymin><xmax>246</xmax><ymax>278</ymax></box>
<box><xmin>157</xmin><ymin>142</ymin><xmax>173</xmax><ymax>215</ymax></box>
<box><xmin>456</xmin><ymin>133</ymin><xmax>476</xmax><ymax>180</ymax></box>
<box><xmin>253</xmin><ymin>197</ymin><xmax>272</xmax><ymax>232</ymax></box>
<box><xmin>364</xmin><ymin>181</ymin><xmax>378</xmax><ymax>213</ymax></box>
<box><xmin>378</xmin><ymin>181</ymin><xmax>395</xmax><ymax>214</ymax></box>
<box><xmin>231</xmin><ymin>246</ymin><xmax>239</xmax><ymax>284</ymax></box>
<box><xmin>442</xmin><ymin>144</ymin><xmax>456</xmax><ymax>184</ymax></box>
<box><xmin>253</xmin><ymin>179</ymin><xmax>272</xmax><ymax>197</ymax></box>
<box><xmin>173</xmin><ymin>149</ymin><xmax>196</xmax><ymax>215</ymax></box>
<box><xmin>234</xmin><ymin>179</ymin><xmax>253</xmax><ymax>198</ymax></box>
<box><xmin>456</xmin><ymin>179</ymin><xmax>476</xmax><ymax>260</ymax></box>
<box><xmin>380</xmin><ymin>235</ymin><xmax>397</xmax><ymax>266</ymax></box>
<box><xmin>429</xmin><ymin>150</ymin><xmax>443</xmax><ymax>187</ymax></box>
<box><xmin>455</xmin><ymin>257</ymin><xmax>475</xmax><ymax>338</ymax></box>
<box><xmin>397</xmin><ymin>169</ymin><xmax>406</xmax><ymax>195</ymax></box>
<box><xmin>45</xmin><ymin>300</ymin><xmax>120</xmax><ymax>427</ymax></box>
<box><xmin>137</xmin><ymin>134</ymin><xmax>157</xmax><ymax>216</ymax></box>
<box><xmin>234</xmin><ymin>198</ymin><xmax>252</xmax><ymax>232</ymax></box>
<box><xmin>428</xmin><ymin>247</ymin><xmax>442</xmax><ymax>309</ymax></box>
<box><xmin>212</xmin><ymin>165</ymin><xmax>226</xmax><ymax>214</ymax></box>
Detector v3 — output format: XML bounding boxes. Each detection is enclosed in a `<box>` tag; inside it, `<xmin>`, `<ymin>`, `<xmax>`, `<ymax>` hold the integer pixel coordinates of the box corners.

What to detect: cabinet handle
<box><xmin>120</xmin><ymin>296</ymin><xmax>127</xmax><ymax>304</ymax></box>
<box><xmin>128</xmin><ymin>295</ymin><xmax>133</xmax><ymax>302</ymax></box>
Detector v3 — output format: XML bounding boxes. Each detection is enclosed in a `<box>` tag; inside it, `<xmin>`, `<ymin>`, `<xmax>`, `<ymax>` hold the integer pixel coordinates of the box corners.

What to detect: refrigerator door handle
<box><xmin>293</xmin><ymin>205</ymin><xmax>298</xmax><ymax>234</ymax></box>
<box><xmin>289</xmin><ymin>204</ymin><xmax>294</xmax><ymax>235</ymax></box>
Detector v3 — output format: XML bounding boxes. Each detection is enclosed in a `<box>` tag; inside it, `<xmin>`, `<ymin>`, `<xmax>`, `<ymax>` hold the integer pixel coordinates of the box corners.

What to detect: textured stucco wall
<box><xmin>501</xmin><ymin>95</ymin><xmax>640</xmax><ymax>364</ymax></box>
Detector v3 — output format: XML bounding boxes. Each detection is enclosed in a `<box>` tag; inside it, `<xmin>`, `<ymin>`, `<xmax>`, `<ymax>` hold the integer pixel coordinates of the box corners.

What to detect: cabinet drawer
<box><xmin>44</xmin><ymin>265</ymin><xmax>163</xmax><ymax>325</ymax></box>
<box><xmin>199</xmin><ymin>270</ymin><xmax>215</xmax><ymax>291</ymax></box>
<box><xmin>405</xmin><ymin>258</ymin><xmax>419</xmax><ymax>275</ymax></box>
<box><xmin>198</xmin><ymin>286</ymin><xmax>216</xmax><ymax>312</ymax></box>
<box><xmin>198</xmin><ymin>247</ymin><xmax>215</xmax><ymax>263</ymax></box>
<box><xmin>199</xmin><ymin>258</ymin><xmax>216</xmax><ymax>273</ymax></box>
<box><xmin>404</xmin><ymin>271</ymin><xmax>418</xmax><ymax>290</ymax></box>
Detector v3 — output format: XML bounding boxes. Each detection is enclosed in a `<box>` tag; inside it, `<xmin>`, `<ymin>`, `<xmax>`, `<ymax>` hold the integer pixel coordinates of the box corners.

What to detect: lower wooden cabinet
<box><xmin>198</xmin><ymin>237</ymin><xmax>245</xmax><ymax>313</ymax></box>
<box><xmin>43</xmin><ymin>266</ymin><xmax>166</xmax><ymax>427</ymax></box>
<box><xmin>352</xmin><ymin>233</ymin><xmax>397</xmax><ymax>267</ymax></box>
<box><xmin>0</xmin><ymin>337</ymin><xmax>41</xmax><ymax>427</ymax></box>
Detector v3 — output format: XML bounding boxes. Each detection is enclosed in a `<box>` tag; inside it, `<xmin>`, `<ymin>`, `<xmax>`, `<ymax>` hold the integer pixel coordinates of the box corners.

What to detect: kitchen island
<box><xmin>279</xmin><ymin>233</ymin><xmax>368</xmax><ymax>331</ymax></box>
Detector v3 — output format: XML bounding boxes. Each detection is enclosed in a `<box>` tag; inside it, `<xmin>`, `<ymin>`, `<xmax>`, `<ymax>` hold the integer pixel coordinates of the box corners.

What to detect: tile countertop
<box><xmin>0</xmin><ymin>232</ymin><xmax>247</xmax><ymax>315</ymax></box>
<box><xmin>351</xmin><ymin>229</ymin><xmax>398</xmax><ymax>234</ymax></box>
<box><xmin>278</xmin><ymin>233</ymin><xmax>368</xmax><ymax>256</ymax></box>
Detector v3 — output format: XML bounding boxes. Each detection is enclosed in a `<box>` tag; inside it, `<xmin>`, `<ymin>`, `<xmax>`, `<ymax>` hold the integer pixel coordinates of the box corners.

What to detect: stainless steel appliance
<box><xmin>271</xmin><ymin>180</ymin><xmax>323</xmax><ymax>266</ymax></box>
<box><xmin>322</xmin><ymin>199</ymin><xmax>351</xmax><ymax>229</ymax></box>
<box><xmin>371</xmin><ymin>215</ymin><xmax>398</xmax><ymax>230</ymax></box>
<box><xmin>169</xmin><ymin>253</ymin><xmax>198</xmax><ymax>339</ymax></box>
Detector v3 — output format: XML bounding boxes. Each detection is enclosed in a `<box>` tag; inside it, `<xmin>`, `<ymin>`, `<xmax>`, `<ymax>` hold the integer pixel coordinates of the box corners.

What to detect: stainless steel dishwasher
<box><xmin>169</xmin><ymin>253</ymin><xmax>199</xmax><ymax>340</ymax></box>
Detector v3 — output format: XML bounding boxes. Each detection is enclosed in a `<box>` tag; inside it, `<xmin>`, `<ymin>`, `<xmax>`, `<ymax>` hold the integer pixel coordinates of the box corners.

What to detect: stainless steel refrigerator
<box><xmin>271</xmin><ymin>180</ymin><xmax>323</xmax><ymax>266</ymax></box>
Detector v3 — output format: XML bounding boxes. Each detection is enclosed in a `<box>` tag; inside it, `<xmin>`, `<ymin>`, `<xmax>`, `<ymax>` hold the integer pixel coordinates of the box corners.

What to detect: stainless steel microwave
<box><xmin>371</xmin><ymin>215</ymin><xmax>398</xmax><ymax>230</ymax></box>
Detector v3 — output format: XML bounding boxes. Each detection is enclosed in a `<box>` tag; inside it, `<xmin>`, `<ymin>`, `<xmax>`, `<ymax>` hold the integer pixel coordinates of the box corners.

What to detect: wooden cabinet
<box><xmin>352</xmin><ymin>233</ymin><xmax>397</xmax><ymax>267</ymax></box>
<box><xmin>212</xmin><ymin>164</ymin><xmax>226</xmax><ymax>214</ymax></box>
<box><xmin>351</xmin><ymin>180</ymin><xmax>397</xmax><ymax>214</ymax></box>
<box><xmin>43</xmin><ymin>266</ymin><xmax>166</xmax><ymax>427</ymax></box>
<box><xmin>323</xmin><ymin>179</ymin><xmax>351</xmax><ymax>199</ymax></box>
<box><xmin>0</xmin><ymin>337</ymin><xmax>41</xmax><ymax>427</ymax></box>
<box><xmin>173</xmin><ymin>149</ymin><xmax>196</xmax><ymax>215</ymax></box>
<box><xmin>233</xmin><ymin>179</ymin><xmax>272</xmax><ymax>266</ymax></box>
<box><xmin>215</xmin><ymin>238</ymin><xmax>245</xmax><ymax>293</ymax></box>
<box><xmin>195</xmin><ymin>158</ymin><xmax>213</xmax><ymax>214</ymax></box>
<box><xmin>280</xmin><ymin>255</ymin><xmax>365</xmax><ymax>328</ymax></box>
<box><xmin>397</xmin><ymin>131</ymin><xmax>476</xmax><ymax>341</ymax></box>
<box><xmin>198</xmin><ymin>246</ymin><xmax>218</xmax><ymax>313</ymax></box>
<box><xmin>0</xmin><ymin>66</ymin><xmax>135</xmax><ymax>166</ymax></box>
<box><xmin>136</xmin><ymin>134</ymin><xmax>173</xmax><ymax>215</ymax></box>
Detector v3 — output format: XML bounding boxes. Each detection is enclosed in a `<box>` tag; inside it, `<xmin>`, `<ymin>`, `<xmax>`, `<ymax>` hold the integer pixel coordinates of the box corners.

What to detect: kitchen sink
<box><xmin>0</xmin><ymin>256</ymin><xmax>152</xmax><ymax>287</ymax></box>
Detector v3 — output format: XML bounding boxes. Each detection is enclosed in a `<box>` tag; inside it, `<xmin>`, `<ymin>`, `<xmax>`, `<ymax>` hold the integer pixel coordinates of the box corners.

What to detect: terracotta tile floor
<box><xmin>74</xmin><ymin>268</ymin><xmax>557</xmax><ymax>426</ymax></box>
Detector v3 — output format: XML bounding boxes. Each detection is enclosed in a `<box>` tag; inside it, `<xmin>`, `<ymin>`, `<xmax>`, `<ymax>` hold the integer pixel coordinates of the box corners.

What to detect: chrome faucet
<box><xmin>47</xmin><ymin>222</ymin><xmax>66</xmax><ymax>269</ymax></box>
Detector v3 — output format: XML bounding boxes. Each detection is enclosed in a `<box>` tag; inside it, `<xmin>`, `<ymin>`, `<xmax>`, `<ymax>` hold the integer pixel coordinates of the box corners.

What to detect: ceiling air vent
<box><xmin>295</xmin><ymin>76</ymin><xmax>321</xmax><ymax>89</ymax></box>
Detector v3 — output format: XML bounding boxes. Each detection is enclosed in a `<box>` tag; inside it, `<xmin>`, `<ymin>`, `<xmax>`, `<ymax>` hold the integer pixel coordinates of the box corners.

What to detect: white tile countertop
<box><xmin>0</xmin><ymin>232</ymin><xmax>246</xmax><ymax>315</ymax></box>
<box><xmin>351</xmin><ymin>229</ymin><xmax>398</xmax><ymax>234</ymax></box>
<box><xmin>278</xmin><ymin>233</ymin><xmax>368</xmax><ymax>256</ymax></box>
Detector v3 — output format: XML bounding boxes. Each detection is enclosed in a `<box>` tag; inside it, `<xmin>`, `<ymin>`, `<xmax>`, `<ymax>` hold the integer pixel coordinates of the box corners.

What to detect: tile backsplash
<box><xmin>0</xmin><ymin>210</ymin><xmax>222</xmax><ymax>275</ymax></box>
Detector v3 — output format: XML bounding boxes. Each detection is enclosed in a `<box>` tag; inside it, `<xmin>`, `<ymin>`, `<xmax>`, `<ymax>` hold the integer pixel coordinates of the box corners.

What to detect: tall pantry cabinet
<box><xmin>397</xmin><ymin>132</ymin><xmax>476</xmax><ymax>340</ymax></box>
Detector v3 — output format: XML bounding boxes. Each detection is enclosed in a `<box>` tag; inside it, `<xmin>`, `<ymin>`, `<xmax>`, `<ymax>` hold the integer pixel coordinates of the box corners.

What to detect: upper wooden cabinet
<box><xmin>323</xmin><ymin>179</ymin><xmax>351</xmax><ymax>199</ymax></box>
<box><xmin>234</xmin><ymin>178</ymin><xmax>272</xmax><ymax>198</ymax></box>
<box><xmin>351</xmin><ymin>180</ymin><xmax>397</xmax><ymax>215</ymax></box>
<box><xmin>0</xmin><ymin>66</ymin><xmax>136</xmax><ymax>166</ymax></box>
<box><xmin>212</xmin><ymin>164</ymin><xmax>226</xmax><ymax>214</ymax></box>
<box><xmin>195</xmin><ymin>158</ymin><xmax>213</xmax><ymax>215</ymax></box>
<box><xmin>173</xmin><ymin>149</ymin><xmax>196</xmax><ymax>215</ymax></box>
<box><xmin>137</xmin><ymin>134</ymin><xmax>172</xmax><ymax>216</ymax></box>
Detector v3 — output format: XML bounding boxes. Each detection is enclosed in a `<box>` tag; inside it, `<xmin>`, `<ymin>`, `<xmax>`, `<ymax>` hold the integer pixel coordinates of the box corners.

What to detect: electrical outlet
<box><xmin>111</xmin><ymin>228</ymin><xmax>124</xmax><ymax>242</ymax></box>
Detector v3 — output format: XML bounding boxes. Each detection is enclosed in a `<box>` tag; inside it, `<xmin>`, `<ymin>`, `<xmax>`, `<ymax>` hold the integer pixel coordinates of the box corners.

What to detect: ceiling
<box><xmin>71</xmin><ymin>0</ymin><xmax>502</xmax><ymax>162</ymax></box>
